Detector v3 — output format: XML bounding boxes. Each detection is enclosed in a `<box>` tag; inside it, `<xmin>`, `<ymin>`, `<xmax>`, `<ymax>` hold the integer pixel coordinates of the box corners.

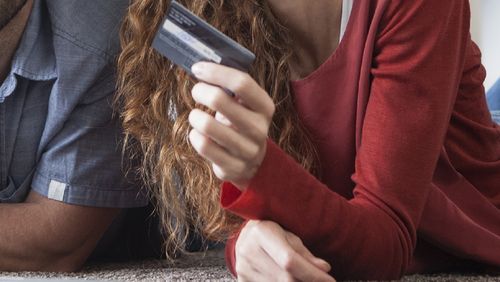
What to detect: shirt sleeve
<box><xmin>220</xmin><ymin>0</ymin><xmax>471</xmax><ymax>279</ymax></box>
<box><xmin>31</xmin><ymin>72</ymin><xmax>148</xmax><ymax>208</ymax></box>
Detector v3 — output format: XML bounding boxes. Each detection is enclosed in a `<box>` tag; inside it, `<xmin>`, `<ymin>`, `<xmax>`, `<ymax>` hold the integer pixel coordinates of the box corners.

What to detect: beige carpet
<box><xmin>0</xmin><ymin>250</ymin><xmax>499</xmax><ymax>281</ymax></box>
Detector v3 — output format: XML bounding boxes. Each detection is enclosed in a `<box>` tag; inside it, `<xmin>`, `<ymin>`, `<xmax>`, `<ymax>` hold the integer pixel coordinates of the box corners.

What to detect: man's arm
<box><xmin>0</xmin><ymin>191</ymin><xmax>119</xmax><ymax>272</ymax></box>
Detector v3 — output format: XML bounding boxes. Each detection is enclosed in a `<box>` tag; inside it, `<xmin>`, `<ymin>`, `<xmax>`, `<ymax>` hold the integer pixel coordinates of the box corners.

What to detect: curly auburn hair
<box><xmin>116</xmin><ymin>0</ymin><xmax>318</xmax><ymax>258</ymax></box>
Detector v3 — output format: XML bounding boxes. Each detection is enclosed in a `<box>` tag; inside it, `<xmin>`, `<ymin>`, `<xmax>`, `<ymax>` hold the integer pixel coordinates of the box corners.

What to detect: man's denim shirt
<box><xmin>487</xmin><ymin>79</ymin><xmax>500</xmax><ymax>124</ymax></box>
<box><xmin>0</xmin><ymin>0</ymin><xmax>147</xmax><ymax>207</ymax></box>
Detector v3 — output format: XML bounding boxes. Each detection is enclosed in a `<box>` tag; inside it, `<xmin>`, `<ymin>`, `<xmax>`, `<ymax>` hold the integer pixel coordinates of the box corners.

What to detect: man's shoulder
<box><xmin>45</xmin><ymin>0</ymin><xmax>130</xmax><ymax>63</ymax></box>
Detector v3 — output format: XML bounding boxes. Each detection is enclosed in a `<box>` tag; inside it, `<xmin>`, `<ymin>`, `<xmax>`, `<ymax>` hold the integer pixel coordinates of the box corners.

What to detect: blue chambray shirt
<box><xmin>0</xmin><ymin>0</ymin><xmax>147</xmax><ymax>207</ymax></box>
<box><xmin>487</xmin><ymin>78</ymin><xmax>500</xmax><ymax>124</ymax></box>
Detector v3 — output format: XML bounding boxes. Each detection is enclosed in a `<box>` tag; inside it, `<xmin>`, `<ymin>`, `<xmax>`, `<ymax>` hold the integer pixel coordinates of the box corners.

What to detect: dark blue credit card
<box><xmin>152</xmin><ymin>0</ymin><xmax>255</xmax><ymax>75</ymax></box>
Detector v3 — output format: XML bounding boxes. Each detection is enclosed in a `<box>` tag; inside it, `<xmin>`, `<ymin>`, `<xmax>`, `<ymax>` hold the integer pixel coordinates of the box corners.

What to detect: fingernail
<box><xmin>191</xmin><ymin>63</ymin><xmax>205</xmax><ymax>76</ymax></box>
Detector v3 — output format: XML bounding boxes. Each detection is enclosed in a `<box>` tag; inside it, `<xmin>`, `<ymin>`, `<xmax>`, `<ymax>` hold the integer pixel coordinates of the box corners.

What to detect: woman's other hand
<box><xmin>188</xmin><ymin>62</ymin><xmax>275</xmax><ymax>190</ymax></box>
<box><xmin>235</xmin><ymin>220</ymin><xmax>336</xmax><ymax>282</ymax></box>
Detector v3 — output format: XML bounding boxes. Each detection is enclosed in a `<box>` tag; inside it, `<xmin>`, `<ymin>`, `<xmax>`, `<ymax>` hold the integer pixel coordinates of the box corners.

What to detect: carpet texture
<box><xmin>0</xmin><ymin>250</ymin><xmax>499</xmax><ymax>281</ymax></box>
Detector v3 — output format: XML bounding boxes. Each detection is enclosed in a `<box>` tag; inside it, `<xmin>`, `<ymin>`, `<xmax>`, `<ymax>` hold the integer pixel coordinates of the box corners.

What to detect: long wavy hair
<box><xmin>117</xmin><ymin>0</ymin><xmax>318</xmax><ymax>258</ymax></box>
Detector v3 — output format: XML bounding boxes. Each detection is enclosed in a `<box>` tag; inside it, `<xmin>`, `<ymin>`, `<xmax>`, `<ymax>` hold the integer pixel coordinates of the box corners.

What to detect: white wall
<box><xmin>470</xmin><ymin>0</ymin><xmax>500</xmax><ymax>91</ymax></box>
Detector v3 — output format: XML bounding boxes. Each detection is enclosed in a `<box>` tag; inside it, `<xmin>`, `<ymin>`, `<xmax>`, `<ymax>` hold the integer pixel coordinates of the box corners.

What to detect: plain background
<box><xmin>470</xmin><ymin>0</ymin><xmax>500</xmax><ymax>91</ymax></box>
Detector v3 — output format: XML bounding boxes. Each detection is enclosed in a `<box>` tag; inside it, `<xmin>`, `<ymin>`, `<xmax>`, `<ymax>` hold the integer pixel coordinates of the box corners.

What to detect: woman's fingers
<box><xmin>189</xmin><ymin>129</ymin><xmax>242</xmax><ymax>170</ymax></box>
<box><xmin>188</xmin><ymin>129</ymin><xmax>256</xmax><ymax>185</ymax></box>
<box><xmin>257</xmin><ymin>226</ymin><xmax>335</xmax><ymax>282</ymax></box>
<box><xmin>191</xmin><ymin>82</ymin><xmax>269</xmax><ymax>142</ymax></box>
<box><xmin>189</xmin><ymin>63</ymin><xmax>274</xmax><ymax>188</ymax></box>
<box><xmin>189</xmin><ymin>109</ymin><xmax>260</xmax><ymax>161</ymax></box>
<box><xmin>236</xmin><ymin>221</ymin><xmax>336</xmax><ymax>282</ymax></box>
<box><xmin>191</xmin><ymin>62</ymin><xmax>275</xmax><ymax>119</ymax></box>
<box><xmin>236</xmin><ymin>244</ymin><xmax>288</xmax><ymax>282</ymax></box>
<box><xmin>236</xmin><ymin>221</ymin><xmax>295</xmax><ymax>282</ymax></box>
<box><xmin>214</xmin><ymin>111</ymin><xmax>232</xmax><ymax>127</ymax></box>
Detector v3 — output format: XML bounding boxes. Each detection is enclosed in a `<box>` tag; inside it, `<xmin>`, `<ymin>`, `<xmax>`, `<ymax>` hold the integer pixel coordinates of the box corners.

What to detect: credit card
<box><xmin>152</xmin><ymin>0</ymin><xmax>256</xmax><ymax>76</ymax></box>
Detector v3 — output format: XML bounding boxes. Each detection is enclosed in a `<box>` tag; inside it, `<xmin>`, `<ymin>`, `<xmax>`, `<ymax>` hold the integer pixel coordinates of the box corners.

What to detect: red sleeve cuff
<box><xmin>219</xmin><ymin>139</ymin><xmax>284</xmax><ymax>219</ymax></box>
<box><xmin>225</xmin><ymin>231</ymin><xmax>238</xmax><ymax>277</ymax></box>
<box><xmin>224</xmin><ymin>222</ymin><xmax>247</xmax><ymax>277</ymax></box>
<box><xmin>221</xmin><ymin>181</ymin><xmax>242</xmax><ymax>208</ymax></box>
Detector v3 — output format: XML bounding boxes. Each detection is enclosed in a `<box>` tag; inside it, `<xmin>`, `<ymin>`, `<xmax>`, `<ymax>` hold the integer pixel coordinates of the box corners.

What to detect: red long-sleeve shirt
<box><xmin>220</xmin><ymin>0</ymin><xmax>500</xmax><ymax>280</ymax></box>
